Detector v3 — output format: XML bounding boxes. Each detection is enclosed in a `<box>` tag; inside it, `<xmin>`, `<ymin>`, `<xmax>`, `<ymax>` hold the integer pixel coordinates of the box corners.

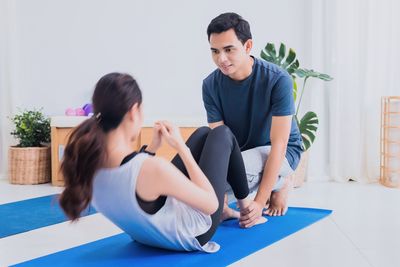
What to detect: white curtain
<box><xmin>0</xmin><ymin>1</ymin><xmax>7</xmax><ymax>179</ymax></box>
<box><xmin>306</xmin><ymin>0</ymin><xmax>400</xmax><ymax>183</ymax></box>
<box><xmin>0</xmin><ymin>0</ymin><xmax>15</xmax><ymax>180</ymax></box>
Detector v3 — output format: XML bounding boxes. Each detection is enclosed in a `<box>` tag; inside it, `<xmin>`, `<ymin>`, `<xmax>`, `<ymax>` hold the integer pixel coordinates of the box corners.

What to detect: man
<box><xmin>202</xmin><ymin>12</ymin><xmax>303</xmax><ymax>228</ymax></box>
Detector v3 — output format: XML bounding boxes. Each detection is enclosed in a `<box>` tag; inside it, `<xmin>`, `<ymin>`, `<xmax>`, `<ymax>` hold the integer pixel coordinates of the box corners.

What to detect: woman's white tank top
<box><xmin>91</xmin><ymin>153</ymin><xmax>219</xmax><ymax>253</ymax></box>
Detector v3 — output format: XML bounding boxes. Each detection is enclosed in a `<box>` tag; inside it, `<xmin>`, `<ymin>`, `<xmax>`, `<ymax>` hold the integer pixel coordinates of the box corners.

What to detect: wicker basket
<box><xmin>288</xmin><ymin>150</ymin><xmax>309</xmax><ymax>188</ymax></box>
<box><xmin>8</xmin><ymin>146</ymin><xmax>51</xmax><ymax>184</ymax></box>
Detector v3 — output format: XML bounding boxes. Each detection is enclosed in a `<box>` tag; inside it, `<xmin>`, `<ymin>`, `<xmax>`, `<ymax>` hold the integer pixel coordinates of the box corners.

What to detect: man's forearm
<box><xmin>254</xmin><ymin>144</ymin><xmax>287</xmax><ymax>205</ymax></box>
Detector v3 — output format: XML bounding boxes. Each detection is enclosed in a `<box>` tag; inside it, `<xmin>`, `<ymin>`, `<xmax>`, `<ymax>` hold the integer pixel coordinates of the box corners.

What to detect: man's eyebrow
<box><xmin>210</xmin><ymin>45</ymin><xmax>235</xmax><ymax>51</ymax></box>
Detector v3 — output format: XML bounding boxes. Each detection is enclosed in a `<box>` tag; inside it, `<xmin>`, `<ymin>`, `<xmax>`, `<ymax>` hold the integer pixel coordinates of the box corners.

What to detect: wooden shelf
<box><xmin>382</xmin><ymin>126</ymin><xmax>400</xmax><ymax>129</ymax></box>
<box><xmin>380</xmin><ymin>96</ymin><xmax>400</xmax><ymax>188</ymax></box>
<box><xmin>379</xmin><ymin>179</ymin><xmax>400</xmax><ymax>188</ymax></box>
<box><xmin>381</xmin><ymin>139</ymin><xmax>400</xmax><ymax>144</ymax></box>
<box><xmin>380</xmin><ymin>167</ymin><xmax>400</xmax><ymax>173</ymax></box>
<box><xmin>380</xmin><ymin>152</ymin><xmax>400</xmax><ymax>158</ymax></box>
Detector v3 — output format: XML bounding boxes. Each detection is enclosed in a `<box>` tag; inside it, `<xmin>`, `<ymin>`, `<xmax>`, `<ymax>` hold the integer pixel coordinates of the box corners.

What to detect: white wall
<box><xmin>0</xmin><ymin>0</ymin><xmax>309</xmax><ymax>178</ymax></box>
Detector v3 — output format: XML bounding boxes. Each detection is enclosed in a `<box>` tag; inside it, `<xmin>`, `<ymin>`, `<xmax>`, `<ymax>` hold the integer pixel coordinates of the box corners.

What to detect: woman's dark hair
<box><xmin>59</xmin><ymin>73</ymin><xmax>142</xmax><ymax>221</ymax></box>
<box><xmin>207</xmin><ymin>12</ymin><xmax>252</xmax><ymax>44</ymax></box>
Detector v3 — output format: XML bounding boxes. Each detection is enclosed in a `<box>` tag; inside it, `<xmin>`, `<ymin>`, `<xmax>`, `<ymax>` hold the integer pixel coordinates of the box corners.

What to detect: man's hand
<box><xmin>239</xmin><ymin>200</ymin><xmax>264</xmax><ymax>228</ymax></box>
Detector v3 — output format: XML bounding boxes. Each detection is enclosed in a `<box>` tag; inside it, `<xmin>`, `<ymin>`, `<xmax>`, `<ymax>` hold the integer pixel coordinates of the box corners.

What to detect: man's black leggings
<box><xmin>171</xmin><ymin>125</ymin><xmax>249</xmax><ymax>246</ymax></box>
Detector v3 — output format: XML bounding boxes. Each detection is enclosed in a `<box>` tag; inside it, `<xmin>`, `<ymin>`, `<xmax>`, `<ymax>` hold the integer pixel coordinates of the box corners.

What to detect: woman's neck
<box><xmin>105</xmin><ymin>128</ymin><xmax>135</xmax><ymax>168</ymax></box>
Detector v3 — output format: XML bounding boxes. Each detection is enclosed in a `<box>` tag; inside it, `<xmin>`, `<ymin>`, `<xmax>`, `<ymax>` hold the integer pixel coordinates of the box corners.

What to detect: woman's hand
<box><xmin>158</xmin><ymin>121</ymin><xmax>186</xmax><ymax>152</ymax></box>
<box><xmin>146</xmin><ymin>122</ymin><xmax>162</xmax><ymax>153</ymax></box>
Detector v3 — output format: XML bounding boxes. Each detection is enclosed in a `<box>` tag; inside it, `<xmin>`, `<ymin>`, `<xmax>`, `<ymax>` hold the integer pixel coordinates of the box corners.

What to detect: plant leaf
<box><xmin>282</xmin><ymin>48</ymin><xmax>296</xmax><ymax>68</ymax></box>
<box><xmin>260</xmin><ymin>49</ymin><xmax>275</xmax><ymax>63</ymax></box>
<box><xmin>261</xmin><ymin>43</ymin><xmax>280</xmax><ymax>64</ymax></box>
<box><xmin>298</xmin><ymin>111</ymin><xmax>319</xmax><ymax>151</ymax></box>
<box><xmin>287</xmin><ymin>59</ymin><xmax>299</xmax><ymax>75</ymax></box>
<box><xmin>266</xmin><ymin>43</ymin><xmax>277</xmax><ymax>58</ymax></box>
<box><xmin>278</xmin><ymin>43</ymin><xmax>286</xmax><ymax>64</ymax></box>
<box><xmin>295</xmin><ymin>68</ymin><xmax>333</xmax><ymax>81</ymax></box>
<box><xmin>294</xmin><ymin>68</ymin><xmax>307</xmax><ymax>78</ymax></box>
<box><xmin>302</xmin><ymin>136</ymin><xmax>311</xmax><ymax>150</ymax></box>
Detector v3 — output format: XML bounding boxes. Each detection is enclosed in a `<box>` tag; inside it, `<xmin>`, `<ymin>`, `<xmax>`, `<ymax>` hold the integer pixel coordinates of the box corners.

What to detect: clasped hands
<box><xmin>146</xmin><ymin>121</ymin><xmax>186</xmax><ymax>153</ymax></box>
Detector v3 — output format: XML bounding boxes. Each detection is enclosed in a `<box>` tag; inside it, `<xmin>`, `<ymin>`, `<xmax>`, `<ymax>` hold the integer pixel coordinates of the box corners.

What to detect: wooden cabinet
<box><xmin>51</xmin><ymin>127</ymin><xmax>73</xmax><ymax>186</ymax></box>
<box><xmin>50</xmin><ymin>117</ymin><xmax>196</xmax><ymax>186</ymax></box>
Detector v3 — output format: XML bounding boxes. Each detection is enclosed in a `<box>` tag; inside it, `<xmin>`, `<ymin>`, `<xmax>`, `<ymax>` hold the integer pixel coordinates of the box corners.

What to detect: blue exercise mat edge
<box><xmin>0</xmin><ymin>194</ymin><xmax>97</xmax><ymax>238</ymax></box>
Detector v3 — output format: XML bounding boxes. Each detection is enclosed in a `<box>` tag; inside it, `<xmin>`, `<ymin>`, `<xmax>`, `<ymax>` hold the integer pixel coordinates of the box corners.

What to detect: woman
<box><xmin>59</xmin><ymin>72</ymin><xmax>265</xmax><ymax>253</ymax></box>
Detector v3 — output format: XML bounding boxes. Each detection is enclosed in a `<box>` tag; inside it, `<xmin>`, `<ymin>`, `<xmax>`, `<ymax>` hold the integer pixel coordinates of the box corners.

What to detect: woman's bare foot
<box><xmin>265</xmin><ymin>178</ymin><xmax>292</xmax><ymax>216</ymax></box>
<box><xmin>220</xmin><ymin>203</ymin><xmax>240</xmax><ymax>222</ymax></box>
<box><xmin>220</xmin><ymin>194</ymin><xmax>240</xmax><ymax>222</ymax></box>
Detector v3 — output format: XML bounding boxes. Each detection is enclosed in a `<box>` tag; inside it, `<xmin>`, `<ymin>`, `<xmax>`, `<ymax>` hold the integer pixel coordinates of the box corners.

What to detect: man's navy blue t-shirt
<box><xmin>202</xmin><ymin>57</ymin><xmax>303</xmax><ymax>170</ymax></box>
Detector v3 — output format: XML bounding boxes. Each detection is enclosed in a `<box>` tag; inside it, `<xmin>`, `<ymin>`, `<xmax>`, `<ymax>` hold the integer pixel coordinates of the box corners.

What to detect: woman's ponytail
<box><xmin>59</xmin><ymin>117</ymin><xmax>106</xmax><ymax>221</ymax></box>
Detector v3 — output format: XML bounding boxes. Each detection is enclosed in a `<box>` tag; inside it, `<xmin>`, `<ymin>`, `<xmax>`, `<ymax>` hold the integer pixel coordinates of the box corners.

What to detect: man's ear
<box><xmin>244</xmin><ymin>39</ymin><xmax>253</xmax><ymax>54</ymax></box>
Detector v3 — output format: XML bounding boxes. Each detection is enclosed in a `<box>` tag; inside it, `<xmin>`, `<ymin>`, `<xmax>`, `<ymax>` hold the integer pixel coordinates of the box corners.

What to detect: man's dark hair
<box><xmin>207</xmin><ymin>12</ymin><xmax>252</xmax><ymax>44</ymax></box>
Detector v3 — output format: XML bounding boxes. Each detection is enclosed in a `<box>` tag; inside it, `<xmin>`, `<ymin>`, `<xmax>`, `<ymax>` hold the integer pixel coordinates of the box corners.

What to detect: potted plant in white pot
<box><xmin>261</xmin><ymin>43</ymin><xmax>333</xmax><ymax>186</ymax></box>
<box><xmin>8</xmin><ymin>109</ymin><xmax>51</xmax><ymax>184</ymax></box>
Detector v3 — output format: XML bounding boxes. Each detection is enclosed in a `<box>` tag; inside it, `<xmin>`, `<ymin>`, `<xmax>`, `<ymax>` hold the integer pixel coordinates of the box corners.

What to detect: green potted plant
<box><xmin>8</xmin><ymin>109</ymin><xmax>51</xmax><ymax>184</ymax></box>
<box><xmin>261</xmin><ymin>42</ymin><xmax>333</xmax><ymax>186</ymax></box>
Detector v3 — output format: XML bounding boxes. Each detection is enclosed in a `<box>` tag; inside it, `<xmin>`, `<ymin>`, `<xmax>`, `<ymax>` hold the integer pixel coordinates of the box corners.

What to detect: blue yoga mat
<box><xmin>13</xmin><ymin>207</ymin><xmax>331</xmax><ymax>267</ymax></box>
<box><xmin>0</xmin><ymin>194</ymin><xmax>96</xmax><ymax>238</ymax></box>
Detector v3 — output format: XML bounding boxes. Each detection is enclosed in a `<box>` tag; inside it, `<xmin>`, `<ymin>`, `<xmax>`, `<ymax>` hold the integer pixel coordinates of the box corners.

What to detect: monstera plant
<box><xmin>261</xmin><ymin>43</ymin><xmax>333</xmax><ymax>151</ymax></box>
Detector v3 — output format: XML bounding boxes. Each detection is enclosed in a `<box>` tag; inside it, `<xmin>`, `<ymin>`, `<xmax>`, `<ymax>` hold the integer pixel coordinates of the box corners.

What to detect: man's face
<box><xmin>209</xmin><ymin>28</ymin><xmax>252</xmax><ymax>78</ymax></box>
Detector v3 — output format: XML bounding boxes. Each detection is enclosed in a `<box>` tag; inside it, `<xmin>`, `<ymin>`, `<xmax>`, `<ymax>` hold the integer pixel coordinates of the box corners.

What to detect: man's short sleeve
<box><xmin>202</xmin><ymin>81</ymin><xmax>223</xmax><ymax>123</ymax></box>
<box><xmin>271</xmin><ymin>74</ymin><xmax>295</xmax><ymax>116</ymax></box>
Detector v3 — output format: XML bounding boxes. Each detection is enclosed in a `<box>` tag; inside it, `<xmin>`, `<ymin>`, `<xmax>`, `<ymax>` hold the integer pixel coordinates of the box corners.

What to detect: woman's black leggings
<box><xmin>171</xmin><ymin>125</ymin><xmax>249</xmax><ymax>246</ymax></box>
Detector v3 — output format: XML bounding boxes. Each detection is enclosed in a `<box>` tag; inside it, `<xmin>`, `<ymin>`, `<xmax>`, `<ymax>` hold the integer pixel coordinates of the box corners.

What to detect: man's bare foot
<box><xmin>264</xmin><ymin>198</ymin><xmax>270</xmax><ymax>210</ymax></box>
<box><xmin>238</xmin><ymin>198</ymin><xmax>268</xmax><ymax>227</ymax></box>
<box><xmin>265</xmin><ymin>178</ymin><xmax>292</xmax><ymax>216</ymax></box>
